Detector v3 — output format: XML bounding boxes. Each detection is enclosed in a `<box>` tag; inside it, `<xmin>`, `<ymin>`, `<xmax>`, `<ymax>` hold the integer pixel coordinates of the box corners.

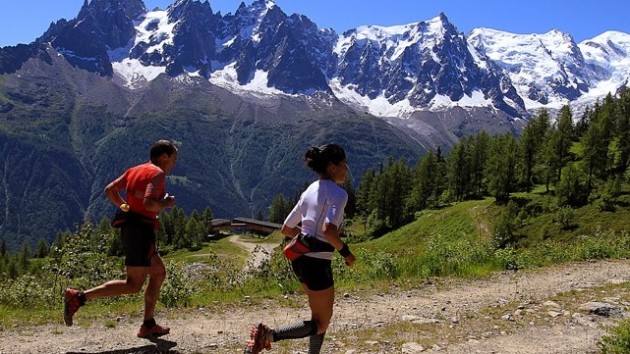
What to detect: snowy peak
<box><xmin>40</xmin><ymin>0</ymin><xmax>146</xmax><ymax>75</ymax></box>
<box><xmin>76</xmin><ymin>0</ymin><xmax>146</xmax><ymax>49</ymax></box>
<box><xmin>469</xmin><ymin>28</ymin><xmax>591</xmax><ymax>110</ymax></box>
<box><xmin>15</xmin><ymin>0</ymin><xmax>629</xmax><ymax>121</ymax></box>
<box><xmin>332</xmin><ymin>13</ymin><xmax>525</xmax><ymax>117</ymax></box>
<box><xmin>78</xmin><ymin>0</ymin><xmax>146</xmax><ymax>23</ymax></box>
<box><xmin>337</xmin><ymin>13</ymin><xmax>455</xmax><ymax>58</ymax></box>
<box><xmin>577</xmin><ymin>31</ymin><xmax>630</xmax><ymax>100</ymax></box>
<box><xmin>167</xmin><ymin>0</ymin><xmax>213</xmax><ymax>22</ymax></box>
<box><xmin>225</xmin><ymin>0</ymin><xmax>283</xmax><ymax>43</ymax></box>
<box><xmin>580</xmin><ymin>31</ymin><xmax>630</xmax><ymax>64</ymax></box>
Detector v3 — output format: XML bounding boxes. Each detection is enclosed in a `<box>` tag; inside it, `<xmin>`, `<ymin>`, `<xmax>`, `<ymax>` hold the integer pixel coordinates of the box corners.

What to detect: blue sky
<box><xmin>1</xmin><ymin>0</ymin><xmax>629</xmax><ymax>47</ymax></box>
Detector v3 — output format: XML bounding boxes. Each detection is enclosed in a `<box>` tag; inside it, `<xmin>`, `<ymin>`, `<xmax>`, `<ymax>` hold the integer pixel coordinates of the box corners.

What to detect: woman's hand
<box><xmin>344</xmin><ymin>253</ymin><xmax>356</xmax><ymax>266</ymax></box>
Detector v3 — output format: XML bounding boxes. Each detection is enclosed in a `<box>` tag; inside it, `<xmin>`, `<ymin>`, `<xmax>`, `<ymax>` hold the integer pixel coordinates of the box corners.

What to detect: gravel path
<box><xmin>2</xmin><ymin>255</ymin><xmax>629</xmax><ymax>354</ymax></box>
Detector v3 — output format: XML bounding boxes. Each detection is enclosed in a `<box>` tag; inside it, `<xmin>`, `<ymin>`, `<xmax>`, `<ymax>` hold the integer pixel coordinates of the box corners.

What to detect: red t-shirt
<box><xmin>113</xmin><ymin>162</ymin><xmax>166</xmax><ymax>224</ymax></box>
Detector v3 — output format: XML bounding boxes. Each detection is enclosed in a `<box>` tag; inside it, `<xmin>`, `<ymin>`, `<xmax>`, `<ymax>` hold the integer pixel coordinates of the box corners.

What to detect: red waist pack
<box><xmin>282</xmin><ymin>234</ymin><xmax>312</xmax><ymax>261</ymax></box>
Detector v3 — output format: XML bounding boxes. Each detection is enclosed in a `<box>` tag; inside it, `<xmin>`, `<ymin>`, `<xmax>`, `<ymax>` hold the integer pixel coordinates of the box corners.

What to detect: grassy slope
<box><xmin>366</xmin><ymin>186</ymin><xmax>630</xmax><ymax>252</ymax></box>
<box><xmin>352</xmin><ymin>186</ymin><xmax>630</xmax><ymax>281</ymax></box>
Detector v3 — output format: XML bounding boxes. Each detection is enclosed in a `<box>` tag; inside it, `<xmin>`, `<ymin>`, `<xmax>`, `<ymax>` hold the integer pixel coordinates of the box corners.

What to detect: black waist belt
<box><xmin>301</xmin><ymin>234</ymin><xmax>335</xmax><ymax>252</ymax></box>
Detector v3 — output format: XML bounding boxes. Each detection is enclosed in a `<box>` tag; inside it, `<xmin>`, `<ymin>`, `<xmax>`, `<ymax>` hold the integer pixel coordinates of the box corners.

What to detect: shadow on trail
<box><xmin>66</xmin><ymin>337</ymin><xmax>178</xmax><ymax>354</ymax></box>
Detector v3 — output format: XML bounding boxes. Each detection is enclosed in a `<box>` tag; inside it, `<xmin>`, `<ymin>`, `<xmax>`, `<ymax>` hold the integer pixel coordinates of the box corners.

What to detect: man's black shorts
<box><xmin>120</xmin><ymin>221</ymin><xmax>157</xmax><ymax>267</ymax></box>
<box><xmin>291</xmin><ymin>256</ymin><xmax>333</xmax><ymax>291</ymax></box>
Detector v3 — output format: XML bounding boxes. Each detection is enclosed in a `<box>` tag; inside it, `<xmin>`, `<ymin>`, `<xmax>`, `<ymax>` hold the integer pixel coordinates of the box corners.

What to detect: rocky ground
<box><xmin>1</xmin><ymin>249</ymin><xmax>630</xmax><ymax>353</ymax></box>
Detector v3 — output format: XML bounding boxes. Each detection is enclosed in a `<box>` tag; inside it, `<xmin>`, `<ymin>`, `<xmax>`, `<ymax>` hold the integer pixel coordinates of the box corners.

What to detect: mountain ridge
<box><xmin>0</xmin><ymin>0</ymin><xmax>629</xmax><ymax>250</ymax></box>
<box><xmin>3</xmin><ymin>0</ymin><xmax>628</xmax><ymax>121</ymax></box>
<box><xmin>30</xmin><ymin>0</ymin><xmax>625</xmax><ymax>119</ymax></box>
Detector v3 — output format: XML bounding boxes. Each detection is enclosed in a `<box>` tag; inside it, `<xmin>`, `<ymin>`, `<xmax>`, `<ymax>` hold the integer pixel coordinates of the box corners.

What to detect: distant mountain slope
<box><xmin>1</xmin><ymin>0</ymin><xmax>629</xmax><ymax>250</ymax></box>
<box><xmin>0</xmin><ymin>47</ymin><xmax>424</xmax><ymax>250</ymax></box>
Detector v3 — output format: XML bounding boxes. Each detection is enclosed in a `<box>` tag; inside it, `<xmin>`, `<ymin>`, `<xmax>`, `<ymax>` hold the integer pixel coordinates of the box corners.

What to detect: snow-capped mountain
<box><xmin>331</xmin><ymin>14</ymin><xmax>525</xmax><ymax>118</ymax></box>
<box><xmin>468</xmin><ymin>28</ymin><xmax>630</xmax><ymax>115</ymax></box>
<box><xmin>2</xmin><ymin>0</ymin><xmax>629</xmax><ymax>248</ymax></box>
<box><xmin>578</xmin><ymin>31</ymin><xmax>630</xmax><ymax>100</ymax></box>
<box><xmin>468</xmin><ymin>29</ymin><xmax>589</xmax><ymax>110</ymax></box>
<box><xmin>3</xmin><ymin>0</ymin><xmax>630</xmax><ymax>121</ymax></box>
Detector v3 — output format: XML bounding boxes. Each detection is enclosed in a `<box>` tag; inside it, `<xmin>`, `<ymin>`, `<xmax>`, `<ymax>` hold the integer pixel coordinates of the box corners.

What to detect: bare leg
<box><xmin>84</xmin><ymin>266</ymin><xmax>149</xmax><ymax>300</ymax></box>
<box><xmin>304</xmin><ymin>284</ymin><xmax>334</xmax><ymax>334</ymax></box>
<box><xmin>143</xmin><ymin>254</ymin><xmax>166</xmax><ymax>321</ymax></box>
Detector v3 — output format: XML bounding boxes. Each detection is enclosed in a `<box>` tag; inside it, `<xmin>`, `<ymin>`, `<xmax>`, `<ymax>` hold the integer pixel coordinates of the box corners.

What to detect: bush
<box><xmin>556</xmin><ymin>206</ymin><xmax>576</xmax><ymax>230</ymax></box>
<box><xmin>556</xmin><ymin>164</ymin><xmax>590</xmax><ymax>207</ymax></box>
<box><xmin>160</xmin><ymin>261</ymin><xmax>194</xmax><ymax>308</ymax></box>
<box><xmin>599</xmin><ymin>318</ymin><xmax>630</xmax><ymax>353</ymax></box>
<box><xmin>492</xmin><ymin>201</ymin><xmax>520</xmax><ymax>248</ymax></box>
<box><xmin>0</xmin><ymin>275</ymin><xmax>57</xmax><ymax>308</ymax></box>
<box><xmin>255</xmin><ymin>246</ymin><xmax>300</xmax><ymax>294</ymax></box>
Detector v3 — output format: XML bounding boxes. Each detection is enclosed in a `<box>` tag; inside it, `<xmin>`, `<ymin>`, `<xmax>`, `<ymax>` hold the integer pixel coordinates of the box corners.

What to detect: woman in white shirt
<box><xmin>245</xmin><ymin>143</ymin><xmax>356</xmax><ymax>354</ymax></box>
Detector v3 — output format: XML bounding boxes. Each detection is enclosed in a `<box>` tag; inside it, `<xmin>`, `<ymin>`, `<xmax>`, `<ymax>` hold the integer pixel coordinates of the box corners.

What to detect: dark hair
<box><xmin>304</xmin><ymin>143</ymin><xmax>346</xmax><ymax>175</ymax></box>
<box><xmin>150</xmin><ymin>140</ymin><xmax>177</xmax><ymax>163</ymax></box>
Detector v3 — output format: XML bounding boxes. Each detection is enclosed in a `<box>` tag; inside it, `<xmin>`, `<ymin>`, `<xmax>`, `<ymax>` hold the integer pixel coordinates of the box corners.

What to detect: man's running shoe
<box><xmin>244</xmin><ymin>323</ymin><xmax>272</xmax><ymax>354</ymax></box>
<box><xmin>63</xmin><ymin>288</ymin><xmax>84</xmax><ymax>326</ymax></box>
<box><xmin>137</xmin><ymin>323</ymin><xmax>171</xmax><ymax>338</ymax></box>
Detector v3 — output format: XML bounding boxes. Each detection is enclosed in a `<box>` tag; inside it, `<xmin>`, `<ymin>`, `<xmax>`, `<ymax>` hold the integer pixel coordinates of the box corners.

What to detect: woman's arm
<box><xmin>321</xmin><ymin>222</ymin><xmax>344</xmax><ymax>250</ymax></box>
<box><xmin>281</xmin><ymin>224</ymin><xmax>301</xmax><ymax>239</ymax></box>
<box><xmin>323</xmin><ymin>222</ymin><xmax>355</xmax><ymax>266</ymax></box>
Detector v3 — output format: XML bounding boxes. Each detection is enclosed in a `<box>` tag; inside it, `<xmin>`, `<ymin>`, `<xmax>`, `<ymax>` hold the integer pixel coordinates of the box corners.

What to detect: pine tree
<box><xmin>556</xmin><ymin>163</ymin><xmax>589</xmax><ymax>207</ymax></box>
<box><xmin>386</xmin><ymin>158</ymin><xmax>412</xmax><ymax>228</ymax></box>
<box><xmin>185</xmin><ymin>218</ymin><xmax>204</xmax><ymax>250</ymax></box>
<box><xmin>159</xmin><ymin>211</ymin><xmax>174</xmax><ymax>245</ymax></box>
<box><xmin>0</xmin><ymin>239</ymin><xmax>7</xmax><ymax>257</ymax></box>
<box><xmin>269</xmin><ymin>194</ymin><xmax>287</xmax><ymax>224</ymax></box>
<box><xmin>433</xmin><ymin>146</ymin><xmax>448</xmax><ymax>203</ymax></box>
<box><xmin>406</xmin><ymin>151</ymin><xmax>438</xmax><ymax>213</ymax></box>
<box><xmin>19</xmin><ymin>241</ymin><xmax>31</xmax><ymax>271</ymax></box>
<box><xmin>341</xmin><ymin>179</ymin><xmax>357</xmax><ymax>218</ymax></box>
<box><xmin>356</xmin><ymin>168</ymin><xmax>376</xmax><ymax>217</ymax></box>
<box><xmin>201</xmin><ymin>207</ymin><xmax>214</xmax><ymax>233</ymax></box>
<box><xmin>581</xmin><ymin>119</ymin><xmax>608</xmax><ymax>187</ymax></box>
<box><xmin>611</xmin><ymin>88</ymin><xmax>630</xmax><ymax>177</ymax></box>
<box><xmin>8</xmin><ymin>257</ymin><xmax>18</xmax><ymax>279</ymax></box>
<box><xmin>447</xmin><ymin>142</ymin><xmax>469</xmax><ymax>201</ymax></box>
<box><xmin>541</xmin><ymin>107</ymin><xmax>574</xmax><ymax>191</ymax></box>
<box><xmin>35</xmin><ymin>238</ymin><xmax>49</xmax><ymax>258</ymax></box>
<box><xmin>470</xmin><ymin>132</ymin><xmax>490</xmax><ymax>197</ymax></box>
<box><xmin>485</xmin><ymin>134</ymin><xmax>518</xmax><ymax>202</ymax></box>
<box><xmin>519</xmin><ymin>110</ymin><xmax>550</xmax><ymax>191</ymax></box>
<box><xmin>171</xmin><ymin>207</ymin><xmax>188</xmax><ymax>250</ymax></box>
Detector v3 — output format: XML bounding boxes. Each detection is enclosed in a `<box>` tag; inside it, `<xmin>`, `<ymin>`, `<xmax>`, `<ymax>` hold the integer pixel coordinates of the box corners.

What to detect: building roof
<box><xmin>232</xmin><ymin>217</ymin><xmax>282</xmax><ymax>229</ymax></box>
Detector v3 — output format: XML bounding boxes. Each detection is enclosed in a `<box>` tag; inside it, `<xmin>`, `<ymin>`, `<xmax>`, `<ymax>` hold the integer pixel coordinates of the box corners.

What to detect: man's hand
<box><xmin>162</xmin><ymin>193</ymin><xmax>176</xmax><ymax>208</ymax></box>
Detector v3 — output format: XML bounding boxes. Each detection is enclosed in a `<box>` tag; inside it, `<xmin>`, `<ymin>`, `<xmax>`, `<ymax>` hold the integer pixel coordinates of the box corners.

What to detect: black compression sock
<box><xmin>143</xmin><ymin>318</ymin><xmax>156</xmax><ymax>328</ymax></box>
<box><xmin>272</xmin><ymin>320</ymin><xmax>317</xmax><ymax>341</ymax></box>
<box><xmin>308</xmin><ymin>332</ymin><xmax>325</xmax><ymax>354</ymax></box>
<box><xmin>77</xmin><ymin>291</ymin><xmax>87</xmax><ymax>306</ymax></box>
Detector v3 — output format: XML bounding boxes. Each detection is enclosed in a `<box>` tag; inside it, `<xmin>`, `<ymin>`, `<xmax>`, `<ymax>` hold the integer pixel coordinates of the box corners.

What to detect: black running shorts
<box><xmin>291</xmin><ymin>256</ymin><xmax>333</xmax><ymax>291</ymax></box>
<box><xmin>120</xmin><ymin>221</ymin><xmax>157</xmax><ymax>267</ymax></box>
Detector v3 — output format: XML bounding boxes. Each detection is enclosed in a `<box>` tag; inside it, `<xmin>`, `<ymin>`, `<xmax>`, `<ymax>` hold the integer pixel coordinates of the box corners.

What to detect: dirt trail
<box><xmin>2</xmin><ymin>257</ymin><xmax>630</xmax><ymax>354</ymax></box>
<box><xmin>227</xmin><ymin>235</ymin><xmax>277</xmax><ymax>272</ymax></box>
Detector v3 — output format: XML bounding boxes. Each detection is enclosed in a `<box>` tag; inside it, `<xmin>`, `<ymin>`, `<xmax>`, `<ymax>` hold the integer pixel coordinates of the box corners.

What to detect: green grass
<box><xmin>165</xmin><ymin>236</ymin><xmax>246</xmax><ymax>264</ymax></box>
<box><xmin>4</xmin><ymin>186</ymin><xmax>630</xmax><ymax>330</ymax></box>
<box><xmin>365</xmin><ymin>198</ymin><xmax>495</xmax><ymax>253</ymax></box>
<box><xmin>348</xmin><ymin>187</ymin><xmax>630</xmax><ymax>281</ymax></box>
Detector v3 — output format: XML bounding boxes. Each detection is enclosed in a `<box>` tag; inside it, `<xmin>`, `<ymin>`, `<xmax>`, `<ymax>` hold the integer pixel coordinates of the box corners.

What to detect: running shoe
<box><xmin>137</xmin><ymin>323</ymin><xmax>171</xmax><ymax>338</ymax></box>
<box><xmin>244</xmin><ymin>323</ymin><xmax>272</xmax><ymax>353</ymax></box>
<box><xmin>63</xmin><ymin>288</ymin><xmax>83</xmax><ymax>326</ymax></box>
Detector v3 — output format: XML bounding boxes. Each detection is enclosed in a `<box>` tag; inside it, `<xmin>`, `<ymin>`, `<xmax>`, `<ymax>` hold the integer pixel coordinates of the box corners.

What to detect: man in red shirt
<box><xmin>63</xmin><ymin>139</ymin><xmax>178</xmax><ymax>338</ymax></box>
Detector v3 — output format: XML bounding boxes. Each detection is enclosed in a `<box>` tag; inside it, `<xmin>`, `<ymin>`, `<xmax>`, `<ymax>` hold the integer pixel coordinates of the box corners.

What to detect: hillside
<box><xmin>1</xmin><ymin>0</ymin><xmax>629</xmax><ymax>251</ymax></box>
<box><xmin>0</xmin><ymin>53</ymin><xmax>425</xmax><ymax>250</ymax></box>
